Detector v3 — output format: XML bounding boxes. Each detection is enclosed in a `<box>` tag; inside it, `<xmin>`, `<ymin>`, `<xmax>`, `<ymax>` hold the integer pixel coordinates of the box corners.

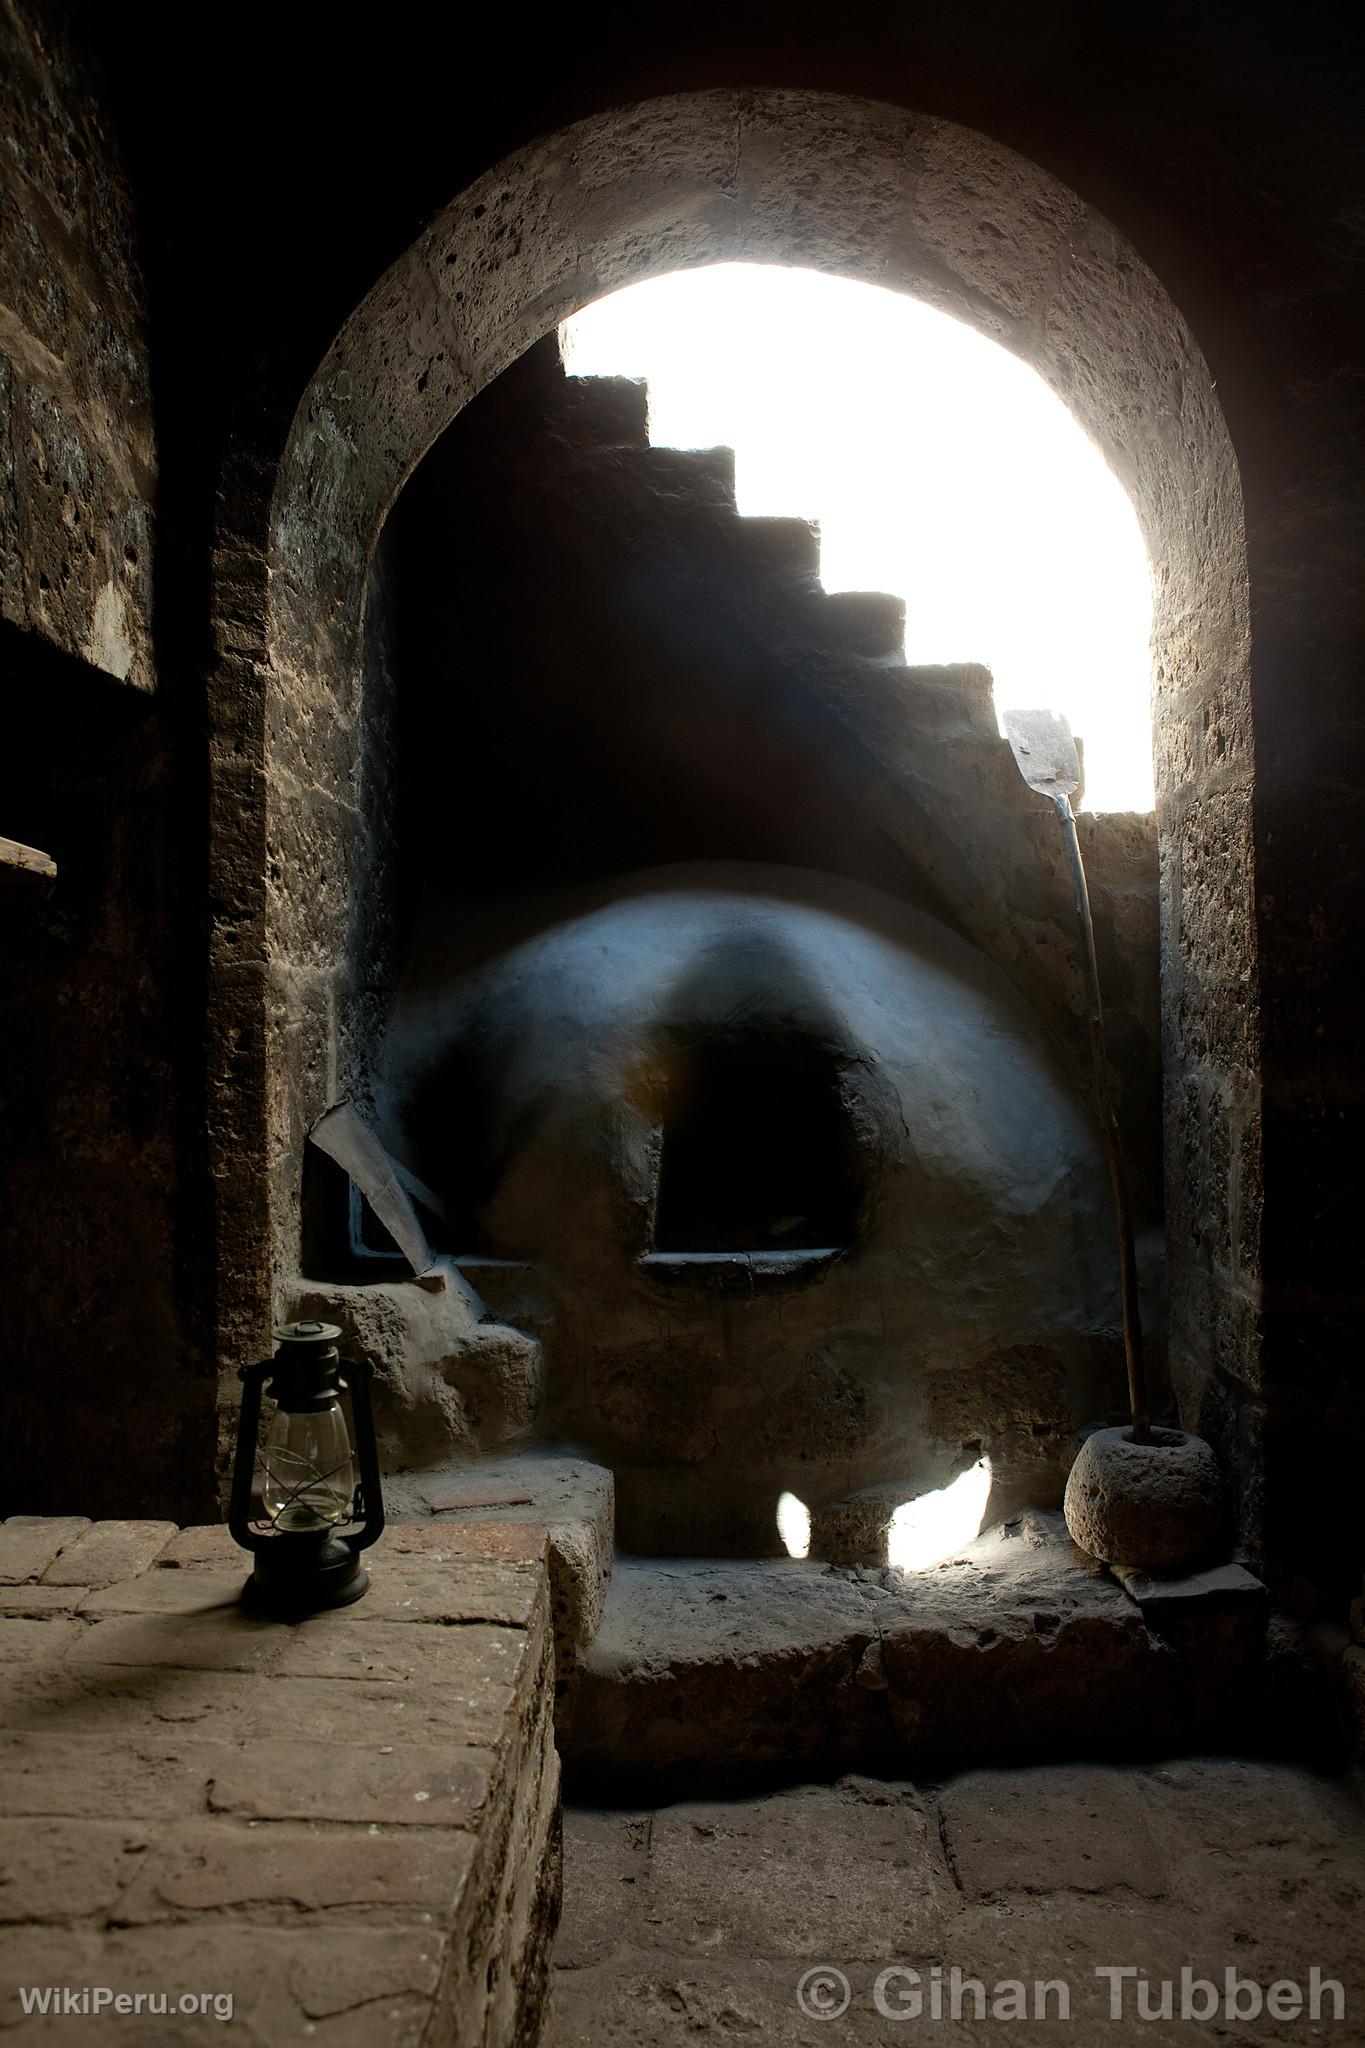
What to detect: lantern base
<box><xmin>239</xmin><ymin>1534</ymin><xmax>371</xmax><ymax>1616</ymax></box>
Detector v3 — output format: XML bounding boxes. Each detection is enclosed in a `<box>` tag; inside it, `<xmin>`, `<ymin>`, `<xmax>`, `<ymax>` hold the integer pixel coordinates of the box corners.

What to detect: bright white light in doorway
<box><xmin>887</xmin><ymin>1459</ymin><xmax>993</xmax><ymax>1572</ymax></box>
<box><xmin>561</xmin><ymin>266</ymin><xmax>1154</xmax><ymax>813</ymax></box>
<box><xmin>776</xmin><ymin>1490</ymin><xmax>812</xmax><ymax>1560</ymax></box>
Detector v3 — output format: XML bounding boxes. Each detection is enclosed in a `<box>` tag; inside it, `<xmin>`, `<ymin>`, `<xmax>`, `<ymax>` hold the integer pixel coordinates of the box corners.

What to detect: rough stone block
<box><xmin>566</xmin><ymin>1556</ymin><xmax>880</xmax><ymax>1775</ymax></box>
<box><xmin>241</xmin><ymin>1672</ymin><xmax>518</xmax><ymax>1752</ymax></box>
<box><xmin>0</xmin><ymin>1733</ymin><xmax>221</xmax><ymax>1822</ymax></box>
<box><xmin>276</xmin><ymin>1617</ymin><xmax>530</xmax><ymax>1701</ymax></box>
<box><xmin>567</xmin><ymin>1514</ymin><xmax>1269</xmax><ymax>1778</ymax></box>
<box><xmin>70</xmin><ymin>1924</ymin><xmax>442</xmax><ymax>2046</ymax></box>
<box><xmin>0</xmin><ymin>1818</ymin><xmax>152</xmax><ymax>1923</ymax></box>
<box><xmin>0</xmin><ymin>1584</ymin><xmax>88</xmax><ymax>1615</ymax></box>
<box><xmin>206</xmin><ymin>1737</ymin><xmax>496</xmax><ymax>1829</ymax></box>
<box><xmin>152</xmin><ymin>1523</ymin><xmax>242</xmax><ymax>1572</ymax></box>
<box><xmin>41</xmin><ymin>1519</ymin><xmax>176</xmax><ymax>1588</ymax></box>
<box><xmin>820</xmin><ymin>589</ymin><xmax>906</xmax><ymax>661</ymax></box>
<box><xmin>1140</xmin><ymin>1756</ymin><xmax>1365</xmax><ymax>1883</ymax></box>
<box><xmin>557</xmin><ymin>373</ymin><xmax>650</xmax><ymax>451</ymax></box>
<box><xmin>385</xmin><ymin>1519</ymin><xmax>549</xmax><ymax>1567</ymax></box>
<box><xmin>284</xmin><ymin>1929</ymin><xmax>447</xmax><ymax>2027</ymax></box>
<box><xmin>545</xmin><ymin>1957</ymin><xmax>878</xmax><ymax>2046</ymax></box>
<box><xmin>116</xmin><ymin>1818</ymin><xmax>476</xmax><ymax>1925</ymax></box>
<box><xmin>79</xmin><ymin>1568</ymin><xmax>247</xmax><ymax>1615</ymax></box>
<box><xmin>809</xmin><ymin>1483</ymin><xmax>909</xmax><ymax>1568</ymax></box>
<box><xmin>913</xmin><ymin>119</ymin><xmax>1085</xmax><ymax>324</ymax></box>
<box><xmin>0</xmin><ymin>1928</ymin><xmax>103</xmax><ymax>2027</ymax></box>
<box><xmin>394</xmin><ymin>1454</ymin><xmax>614</xmax><ymax>1692</ymax></box>
<box><xmin>937</xmin><ymin>1764</ymin><xmax>1167</xmax><ymax>1898</ymax></box>
<box><xmin>647</xmin><ymin>1785</ymin><xmax>942</xmax><ymax>1959</ymax></box>
<box><xmin>732</xmin><ymin>513</ymin><xmax>821</xmax><ymax>581</ymax></box>
<box><xmin>638</xmin><ymin>444</ymin><xmax>736</xmax><ymax>510</ymax></box>
<box><xmin>0</xmin><ymin>1662</ymin><xmax>261</xmax><ymax>1742</ymax></box>
<box><xmin>287</xmin><ymin>1275</ymin><xmax>544</xmax><ymax>1469</ymax></box>
<box><xmin>875</xmin><ymin>1518</ymin><xmax>1210</xmax><ymax>1768</ymax></box>
<box><xmin>0</xmin><ymin>1516</ymin><xmax>90</xmax><ymax>1585</ymax></box>
<box><xmin>325</xmin><ymin>1555</ymin><xmax>543</xmax><ymax>1628</ymax></box>
<box><xmin>554</xmin><ymin>1811</ymin><xmax>649</xmax><ymax>1971</ymax></box>
<box><xmin>0</xmin><ymin>1615</ymin><xmax>83</xmax><ymax>1663</ymax></box>
<box><xmin>65</xmin><ymin>1609</ymin><xmax>285</xmax><ymax>1675</ymax></box>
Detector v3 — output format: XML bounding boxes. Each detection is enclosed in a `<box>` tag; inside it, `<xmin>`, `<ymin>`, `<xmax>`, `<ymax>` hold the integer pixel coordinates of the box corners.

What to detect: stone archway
<box><xmin>208</xmin><ymin>90</ymin><xmax>1257</xmax><ymax>1540</ymax></box>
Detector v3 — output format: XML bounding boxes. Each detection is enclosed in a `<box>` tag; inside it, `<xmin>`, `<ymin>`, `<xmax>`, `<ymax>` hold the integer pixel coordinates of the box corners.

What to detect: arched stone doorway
<box><xmin>208</xmin><ymin>90</ymin><xmax>1257</xmax><ymax>1544</ymax></box>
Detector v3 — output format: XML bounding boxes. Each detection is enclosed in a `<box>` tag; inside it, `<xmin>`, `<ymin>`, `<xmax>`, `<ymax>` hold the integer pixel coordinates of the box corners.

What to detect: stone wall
<box><xmin>0</xmin><ymin>9</ymin><xmax>202</xmax><ymax>1523</ymax></box>
<box><xmin>1247</xmin><ymin>326</ymin><xmax>1365</xmax><ymax>1594</ymax></box>
<box><xmin>0</xmin><ymin>650</ymin><xmax>213</xmax><ymax>1521</ymax></box>
<box><xmin>0</xmin><ymin>0</ymin><xmax>154</xmax><ymax>687</ymax></box>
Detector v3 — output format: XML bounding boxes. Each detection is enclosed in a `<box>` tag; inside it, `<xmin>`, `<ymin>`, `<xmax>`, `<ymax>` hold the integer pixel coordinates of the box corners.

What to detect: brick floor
<box><xmin>547</xmin><ymin>1763</ymin><xmax>1365</xmax><ymax>2045</ymax></box>
<box><xmin>0</xmin><ymin>1516</ymin><xmax>561</xmax><ymax>2044</ymax></box>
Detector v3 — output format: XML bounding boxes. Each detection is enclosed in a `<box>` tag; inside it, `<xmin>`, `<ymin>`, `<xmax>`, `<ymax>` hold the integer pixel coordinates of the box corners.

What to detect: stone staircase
<box><xmin>397</xmin><ymin>333</ymin><xmax>1160</xmax><ymax>1215</ymax></box>
<box><xmin>492</xmin><ymin>339</ymin><xmax>911</xmax><ymax>656</ymax></box>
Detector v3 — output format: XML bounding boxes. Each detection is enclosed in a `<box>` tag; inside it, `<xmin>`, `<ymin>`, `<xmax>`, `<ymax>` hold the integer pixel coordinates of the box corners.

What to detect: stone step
<box><xmin>821</xmin><ymin>589</ymin><xmax>907</xmax><ymax>660</ymax></box>
<box><xmin>891</xmin><ymin>659</ymin><xmax>999</xmax><ymax>737</ymax></box>
<box><xmin>730</xmin><ymin>513</ymin><xmax>822</xmax><ymax>583</ymax></box>
<box><xmin>560</xmin><ymin>1513</ymin><xmax>1270</xmax><ymax>1786</ymax></box>
<box><xmin>557</xmin><ymin>373</ymin><xmax>650</xmax><ymax>451</ymax></box>
<box><xmin>553</xmin><ymin>434</ymin><xmax>739</xmax><ymax>516</ymax></box>
<box><xmin>636</xmin><ymin>443</ymin><xmax>737</xmax><ymax>510</ymax></box>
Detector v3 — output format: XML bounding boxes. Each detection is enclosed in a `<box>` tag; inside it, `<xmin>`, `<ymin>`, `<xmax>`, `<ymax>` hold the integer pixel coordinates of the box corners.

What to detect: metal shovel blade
<box><xmin>1003</xmin><ymin>708</ymin><xmax>1082</xmax><ymax>803</ymax></box>
<box><xmin>309</xmin><ymin>1102</ymin><xmax>487</xmax><ymax>1319</ymax></box>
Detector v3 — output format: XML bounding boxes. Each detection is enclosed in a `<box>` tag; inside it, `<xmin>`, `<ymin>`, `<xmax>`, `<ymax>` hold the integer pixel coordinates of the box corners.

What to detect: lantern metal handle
<box><xmin>228</xmin><ymin>1359</ymin><xmax>272</xmax><ymax>1557</ymax></box>
<box><xmin>344</xmin><ymin>1354</ymin><xmax>385</xmax><ymax>1554</ymax></box>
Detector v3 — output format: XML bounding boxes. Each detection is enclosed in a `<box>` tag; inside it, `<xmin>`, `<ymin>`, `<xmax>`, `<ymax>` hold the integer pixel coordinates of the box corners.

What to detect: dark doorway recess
<box><xmin>653</xmin><ymin>1033</ymin><xmax>860</xmax><ymax>1254</ymax></box>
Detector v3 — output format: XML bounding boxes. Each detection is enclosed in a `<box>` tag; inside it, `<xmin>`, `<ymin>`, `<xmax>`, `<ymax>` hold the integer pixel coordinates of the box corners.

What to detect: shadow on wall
<box><xmin>373</xmin><ymin>862</ymin><xmax>1134</xmax><ymax>1556</ymax></box>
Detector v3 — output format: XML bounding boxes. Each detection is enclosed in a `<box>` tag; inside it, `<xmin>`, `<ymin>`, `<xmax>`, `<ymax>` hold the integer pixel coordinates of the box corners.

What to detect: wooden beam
<box><xmin>0</xmin><ymin>835</ymin><xmax>57</xmax><ymax>879</ymax></box>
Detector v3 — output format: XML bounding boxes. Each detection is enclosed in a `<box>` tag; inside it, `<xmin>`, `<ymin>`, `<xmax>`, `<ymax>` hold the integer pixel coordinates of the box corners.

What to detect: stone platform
<box><xmin>564</xmin><ymin>1513</ymin><xmax>1271</xmax><ymax>1784</ymax></box>
<box><xmin>0</xmin><ymin>1516</ymin><xmax>560</xmax><ymax>2044</ymax></box>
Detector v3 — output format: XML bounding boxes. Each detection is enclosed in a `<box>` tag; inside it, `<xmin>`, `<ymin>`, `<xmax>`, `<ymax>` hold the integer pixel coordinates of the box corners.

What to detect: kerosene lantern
<box><xmin>228</xmin><ymin>1320</ymin><xmax>385</xmax><ymax>1613</ymax></box>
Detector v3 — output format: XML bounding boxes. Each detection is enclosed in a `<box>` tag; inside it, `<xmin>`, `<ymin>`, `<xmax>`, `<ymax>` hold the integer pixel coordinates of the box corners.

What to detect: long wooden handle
<box><xmin>1054</xmin><ymin>792</ymin><xmax>1150</xmax><ymax>1440</ymax></box>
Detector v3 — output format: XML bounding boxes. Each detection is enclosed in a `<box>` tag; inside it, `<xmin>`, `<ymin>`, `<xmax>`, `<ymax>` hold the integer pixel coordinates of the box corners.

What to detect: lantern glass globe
<box><xmin>260</xmin><ymin>1400</ymin><xmax>356</xmax><ymax>1531</ymax></box>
